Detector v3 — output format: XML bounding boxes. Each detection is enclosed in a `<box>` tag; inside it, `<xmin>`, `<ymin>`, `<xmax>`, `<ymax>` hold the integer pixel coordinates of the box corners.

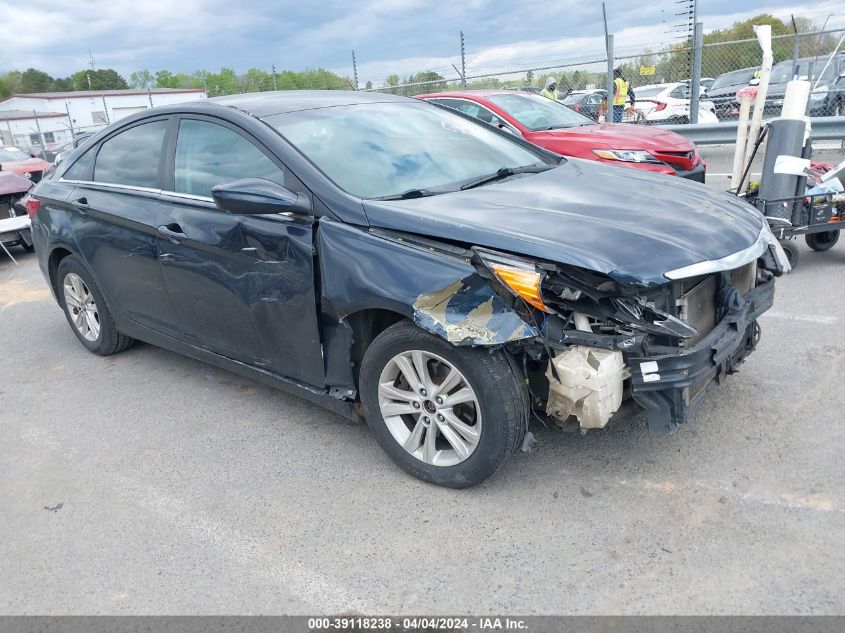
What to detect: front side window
<box><xmin>486</xmin><ymin>93</ymin><xmax>593</xmax><ymax>131</ymax></box>
<box><xmin>267</xmin><ymin>101</ymin><xmax>548</xmax><ymax>199</ymax></box>
<box><xmin>94</xmin><ymin>120</ymin><xmax>167</xmax><ymax>188</ymax></box>
<box><xmin>436</xmin><ymin>99</ymin><xmax>503</xmax><ymax>125</ymax></box>
<box><xmin>174</xmin><ymin>119</ymin><xmax>284</xmax><ymax>197</ymax></box>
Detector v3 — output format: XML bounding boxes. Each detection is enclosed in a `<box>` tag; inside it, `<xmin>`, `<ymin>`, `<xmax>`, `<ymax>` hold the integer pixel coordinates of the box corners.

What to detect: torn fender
<box><xmin>413</xmin><ymin>275</ymin><xmax>536</xmax><ymax>345</ymax></box>
<box><xmin>317</xmin><ymin>218</ymin><xmax>536</xmax><ymax>346</ymax></box>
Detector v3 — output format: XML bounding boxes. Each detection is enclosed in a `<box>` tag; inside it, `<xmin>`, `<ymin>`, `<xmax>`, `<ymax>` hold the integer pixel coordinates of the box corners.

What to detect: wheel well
<box><xmin>344</xmin><ymin>308</ymin><xmax>405</xmax><ymax>384</ymax></box>
<box><xmin>48</xmin><ymin>247</ymin><xmax>73</xmax><ymax>294</ymax></box>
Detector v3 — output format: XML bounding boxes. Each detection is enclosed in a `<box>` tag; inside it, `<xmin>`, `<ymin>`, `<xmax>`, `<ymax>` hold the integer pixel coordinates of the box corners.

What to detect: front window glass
<box><xmin>709</xmin><ymin>69</ymin><xmax>756</xmax><ymax>91</ymax></box>
<box><xmin>94</xmin><ymin>120</ymin><xmax>167</xmax><ymax>188</ymax></box>
<box><xmin>487</xmin><ymin>93</ymin><xmax>593</xmax><ymax>130</ymax></box>
<box><xmin>771</xmin><ymin>60</ymin><xmax>836</xmax><ymax>84</ymax></box>
<box><xmin>174</xmin><ymin>119</ymin><xmax>284</xmax><ymax>197</ymax></box>
<box><xmin>0</xmin><ymin>147</ymin><xmax>31</xmax><ymax>161</ymax></box>
<box><xmin>267</xmin><ymin>102</ymin><xmax>547</xmax><ymax>199</ymax></box>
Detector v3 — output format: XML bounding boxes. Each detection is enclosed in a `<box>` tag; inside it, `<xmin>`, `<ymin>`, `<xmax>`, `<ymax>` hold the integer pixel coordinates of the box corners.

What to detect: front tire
<box><xmin>360</xmin><ymin>321</ymin><xmax>526</xmax><ymax>488</ymax></box>
<box><xmin>57</xmin><ymin>255</ymin><xmax>134</xmax><ymax>356</ymax></box>
<box><xmin>779</xmin><ymin>240</ymin><xmax>801</xmax><ymax>268</ymax></box>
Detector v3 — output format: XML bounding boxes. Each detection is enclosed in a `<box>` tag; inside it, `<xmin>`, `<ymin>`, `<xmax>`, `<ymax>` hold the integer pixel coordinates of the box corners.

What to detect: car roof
<box><xmin>636</xmin><ymin>83</ymin><xmax>680</xmax><ymax>90</ymax></box>
<box><xmin>417</xmin><ymin>90</ymin><xmax>522</xmax><ymax>100</ymax></box>
<box><xmin>209</xmin><ymin>89</ymin><xmax>412</xmax><ymax>117</ymax></box>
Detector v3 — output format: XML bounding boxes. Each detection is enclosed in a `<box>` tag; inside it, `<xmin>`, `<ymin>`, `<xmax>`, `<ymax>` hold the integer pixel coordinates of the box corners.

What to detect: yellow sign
<box><xmin>640</xmin><ymin>65</ymin><xmax>656</xmax><ymax>76</ymax></box>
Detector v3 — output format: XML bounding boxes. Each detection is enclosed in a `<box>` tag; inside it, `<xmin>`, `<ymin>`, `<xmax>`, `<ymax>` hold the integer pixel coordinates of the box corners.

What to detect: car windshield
<box><xmin>486</xmin><ymin>93</ymin><xmax>593</xmax><ymax>130</ymax></box>
<box><xmin>562</xmin><ymin>94</ymin><xmax>585</xmax><ymax>105</ymax></box>
<box><xmin>635</xmin><ymin>86</ymin><xmax>666</xmax><ymax>98</ymax></box>
<box><xmin>266</xmin><ymin>101</ymin><xmax>550</xmax><ymax>199</ymax></box>
<box><xmin>0</xmin><ymin>147</ymin><xmax>31</xmax><ymax>162</ymax></box>
<box><xmin>709</xmin><ymin>69</ymin><xmax>756</xmax><ymax>91</ymax></box>
<box><xmin>771</xmin><ymin>60</ymin><xmax>836</xmax><ymax>84</ymax></box>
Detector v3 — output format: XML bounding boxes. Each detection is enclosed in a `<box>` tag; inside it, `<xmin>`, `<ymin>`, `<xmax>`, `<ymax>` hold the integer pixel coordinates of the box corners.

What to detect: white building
<box><xmin>0</xmin><ymin>88</ymin><xmax>206</xmax><ymax>148</ymax></box>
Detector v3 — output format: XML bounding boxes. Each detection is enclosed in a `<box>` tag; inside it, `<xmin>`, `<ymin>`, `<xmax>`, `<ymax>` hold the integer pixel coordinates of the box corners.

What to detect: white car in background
<box><xmin>634</xmin><ymin>82</ymin><xmax>718</xmax><ymax>124</ymax></box>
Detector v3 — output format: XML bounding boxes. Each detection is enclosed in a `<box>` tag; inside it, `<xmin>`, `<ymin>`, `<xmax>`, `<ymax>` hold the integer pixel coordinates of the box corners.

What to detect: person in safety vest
<box><xmin>612</xmin><ymin>68</ymin><xmax>632</xmax><ymax>123</ymax></box>
<box><xmin>541</xmin><ymin>76</ymin><xmax>559</xmax><ymax>101</ymax></box>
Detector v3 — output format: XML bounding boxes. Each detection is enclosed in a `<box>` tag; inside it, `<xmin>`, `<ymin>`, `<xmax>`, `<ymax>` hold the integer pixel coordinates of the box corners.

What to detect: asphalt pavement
<box><xmin>1</xmin><ymin>176</ymin><xmax>844</xmax><ymax>614</ymax></box>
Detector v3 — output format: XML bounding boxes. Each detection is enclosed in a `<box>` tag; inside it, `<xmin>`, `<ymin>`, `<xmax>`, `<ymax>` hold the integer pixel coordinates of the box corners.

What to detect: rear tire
<box><xmin>805</xmin><ymin>230</ymin><xmax>839</xmax><ymax>252</ymax></box>
<box><xmin>359</xmin><ymin>321</ymin><xmax>526</xmax><ymax>488</ymax></box>
<box><xmin>56</xmin><ymin>255</ymin><xmax>134</xmax><ymax>356</ymax></box>
<box><xmin>779</xmin><ymin>240</ymin><xmax>801</xmax><ymax>268</ymax></box>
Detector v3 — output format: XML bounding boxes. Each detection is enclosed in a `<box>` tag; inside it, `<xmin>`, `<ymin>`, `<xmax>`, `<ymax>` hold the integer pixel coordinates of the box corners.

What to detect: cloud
<box><xmin>2</xmin><ymin>0</ymin><xmax>843</xmax><ymax>84</ymax></box>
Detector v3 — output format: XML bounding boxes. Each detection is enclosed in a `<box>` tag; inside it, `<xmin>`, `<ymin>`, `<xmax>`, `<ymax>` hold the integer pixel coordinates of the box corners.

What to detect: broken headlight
<box><xmin>611</xmin><ymin>296</ymin><xmax>699</xmax><ymax>339</ymax></box>
<box><xmin>474</xmin><ymin>248</ymin><xmax>551</xmax><ymax>312</ymax></box>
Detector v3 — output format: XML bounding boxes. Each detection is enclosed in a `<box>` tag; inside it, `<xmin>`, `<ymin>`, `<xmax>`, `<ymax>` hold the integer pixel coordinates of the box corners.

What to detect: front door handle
<box><xmin>72</xmin><ymin>196</ymin><xmax>89</xmax><ymax>214</ymax></box>
<box><xmin>157</xmin><ymin>224</ymin><xmax>187</xmax><ymax>242</ymax></box>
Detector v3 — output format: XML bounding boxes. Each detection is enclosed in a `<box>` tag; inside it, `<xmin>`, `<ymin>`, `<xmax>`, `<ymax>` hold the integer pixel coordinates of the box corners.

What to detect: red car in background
<box><xmin>0</xmin><ymin>146</ymin><xmax>51</xmax><ymax>183</ymax></box>
<box><xmin>417</xmin><ymin>91</ymin><xmax>705</xmax><ymax>181</ymax></box>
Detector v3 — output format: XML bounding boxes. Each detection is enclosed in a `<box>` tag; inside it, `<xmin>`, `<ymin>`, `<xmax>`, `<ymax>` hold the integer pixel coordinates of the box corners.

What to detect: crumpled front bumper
<box><xmin>626</xmin><ymin>279</ymin><xmax>775</xmax><ymax>433</ymax></box>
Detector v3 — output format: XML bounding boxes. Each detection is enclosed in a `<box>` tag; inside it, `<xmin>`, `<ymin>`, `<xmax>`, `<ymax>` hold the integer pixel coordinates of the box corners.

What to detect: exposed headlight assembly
<box><xmin>475</xmin><ymin>248</ymin><xmax>551</xmax><ymax>312</ymax></box>
<box><xmin>592</xmin><ymin>149</ymin><xmax>661</xmax><ymax>164</ymax></box>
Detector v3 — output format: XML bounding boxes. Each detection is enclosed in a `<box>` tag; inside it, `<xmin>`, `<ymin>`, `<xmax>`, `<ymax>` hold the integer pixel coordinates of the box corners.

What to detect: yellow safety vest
<box><xmin>541</xmin><ymin>88</ymin><xmax>559</xmax><ymax>101</ymax></box>
<box><xmin>613</xmin><ymin>77</ymin><xmax>629</xmax><ymax>106</ymax></box>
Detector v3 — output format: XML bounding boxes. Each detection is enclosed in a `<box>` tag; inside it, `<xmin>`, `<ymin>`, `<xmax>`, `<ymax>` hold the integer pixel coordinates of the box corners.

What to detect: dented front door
<box><xmin>156</xmin><ymin>195</ymin><xmax>325</xmax><ymax>387</ymax></box>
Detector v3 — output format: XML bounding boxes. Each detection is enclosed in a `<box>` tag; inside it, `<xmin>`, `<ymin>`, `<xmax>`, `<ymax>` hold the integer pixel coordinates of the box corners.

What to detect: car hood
<box><xmin>0</xmin><ymin>171</ymin><xmax>34</xmax><ymax>196</ymax></box>
<box><xmin>528</xmin><ymin>123</ymin><xmax>693</xmax><ymax>152</ymax></box>
<box><xmin>362</xmin><ymin>158</ymin><xmax>764</xmax><ymax>286</ymax></box>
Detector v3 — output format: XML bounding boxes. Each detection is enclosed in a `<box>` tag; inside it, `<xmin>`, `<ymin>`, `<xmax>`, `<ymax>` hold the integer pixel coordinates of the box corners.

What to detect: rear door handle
<box><xmin>157</xmin><ymin>224</ymin><xmax>187</xmax><ymax>242</ymax></box>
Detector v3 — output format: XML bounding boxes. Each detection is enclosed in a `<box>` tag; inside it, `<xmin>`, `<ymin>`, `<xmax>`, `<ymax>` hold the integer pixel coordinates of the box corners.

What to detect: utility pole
<box><xmin>460</xmin><ymin>31</ymin><xmax>467</xmax><ymax>89</ymax></box>
<box><xmin>351</xmin><ymin>51</ymin><xmax>359</xmax><ymax>90</ymax></box>
<box><xmin>603</xmin><ymin>3</ymin><xmax>614</xmax><ymax>119</ymax></box>
<box><xmin>102</xmin><ymin>96</ymin><xmax>110</xmax><ymax>124</ymax></box>
<box><xmin>690</xmin><ymin>19</ymin><xmax>703</xmax><ymax>123</ymax></box>
<box><xmin>272</xmin><ymin>64</ymin><xmax>278</xmax><ymax>91</ymax></box>
<box><xmin>32</xmin><ymin>110</ymin><xmax>47</xmax><ymax>155</ymax></box>
<box><xmin>4</xmin><ymin>115</ymin><xmax>13</xmax><ymax>146</ymax></box>
<box><xmin>87</xmin><ymin>50</ymin><xmax>96</xmax><ymax>91</ymax></box>
<box><xmin>64</xmin><ymin>99</ymin><xmax>74</xmax><ymax>135</ymax></box>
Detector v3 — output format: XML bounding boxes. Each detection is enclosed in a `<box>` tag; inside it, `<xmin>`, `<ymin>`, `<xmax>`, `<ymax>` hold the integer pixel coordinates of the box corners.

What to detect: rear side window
<box><xmin>174</xmin><ymin>119</ymin><xmax>284</xmax><ymax>197</ymax></box>
<box><xmin>94</xmin><ymin>120</ymin><xmax>167</xmax><ymax>188</ymax></box>
<box><xmin>63</xmin><ymin>147</ymin><xmax>95</xmax><ymax>181</ymax></box>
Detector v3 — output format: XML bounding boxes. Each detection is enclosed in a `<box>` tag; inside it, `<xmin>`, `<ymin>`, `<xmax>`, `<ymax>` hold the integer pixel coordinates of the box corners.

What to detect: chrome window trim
<box><xmin>160</xmin><ymin>190</ymin><xmax>214</xmax><ymax>203</ymax></box>
<box><xmin>58</xmin><ymin>178</ymin><xmax>161</xmax><ymax>195</ymax></box>
<box><xmin>664</xmin><ymin>224</ymin><xmax>772</xmax><ymax>280</ymax></box>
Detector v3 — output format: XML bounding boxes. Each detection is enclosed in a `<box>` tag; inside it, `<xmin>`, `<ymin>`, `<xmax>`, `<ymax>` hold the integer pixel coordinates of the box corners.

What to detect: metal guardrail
<box><xmin>659</xmin><ymin>116</ymin><xmax>845</xmax><ymax>145</ymax></box>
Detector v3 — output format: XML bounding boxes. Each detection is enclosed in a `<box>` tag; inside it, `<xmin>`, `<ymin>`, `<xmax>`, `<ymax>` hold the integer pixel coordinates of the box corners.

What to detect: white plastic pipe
<box><xmin>742</xmin><ymin>24</ymin><xmax>773</xmax><ymax>192</ymax></box>
<box><xmin>731</xmin><ymin>88</ymin><xmax>756</xmax><ymax>191</ymax></box>
<box><xmin>781</xmin><ymin>80</ymin><xmax>811</xmax><ymax>119</ymax></box>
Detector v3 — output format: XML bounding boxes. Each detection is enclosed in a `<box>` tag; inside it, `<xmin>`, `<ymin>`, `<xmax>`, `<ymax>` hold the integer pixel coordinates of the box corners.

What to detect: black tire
<box><xmin>19</xmin><ymin>229</ymin><xmax>34</xmax><ymax>252</ymax></box>
<box><xmin>56</xmin><ymin>255</ymin><xmax>134</xmax><ymax>356</ymax></box>
<box><xmin>805</xmin><ymin>230</ymin><xmax>840</xmax><ymax>252</ymax></box>
<box><xmin>779</xmin><ymin>240</ymin><xmax>801</xmax><ymax>268</ymax></box>
<box><xmin>359</xmin><ymin>321</ymin><xmax>526</xmax><ymax>488</ymax></box>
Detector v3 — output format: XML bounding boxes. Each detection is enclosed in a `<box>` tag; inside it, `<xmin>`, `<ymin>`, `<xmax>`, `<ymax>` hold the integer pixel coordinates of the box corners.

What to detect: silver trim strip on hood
<box><xmin>664</xmin><ymin>224</ymin><xmax>775</xmax><ymax>280</ymax></box>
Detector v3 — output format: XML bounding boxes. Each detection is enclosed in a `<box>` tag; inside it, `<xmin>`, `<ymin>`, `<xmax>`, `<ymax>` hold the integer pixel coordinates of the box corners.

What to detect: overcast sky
<box><xmin>2</xmin><ymin>0</ymin><xmax>843</xmax><ymax>86</ymax></box>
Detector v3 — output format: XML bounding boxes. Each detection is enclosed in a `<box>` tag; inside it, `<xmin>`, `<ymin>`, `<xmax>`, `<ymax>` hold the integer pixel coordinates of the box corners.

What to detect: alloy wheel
<box><xmin>63</xmin><ymin>272</ymin><xmax>100</xmax><ymax>341</ymax></box>
<box><xmin>377</xmin><ymin>350</ymin><xmax>482</xmax><ymax>467</ymax></box>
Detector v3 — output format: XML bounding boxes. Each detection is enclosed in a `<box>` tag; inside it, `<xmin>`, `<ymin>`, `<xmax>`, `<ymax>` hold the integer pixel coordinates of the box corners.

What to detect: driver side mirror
<box><xmin>211</xmin><ymin>178</ymin><xmax>309</xmax><ymax>215</ymax></box>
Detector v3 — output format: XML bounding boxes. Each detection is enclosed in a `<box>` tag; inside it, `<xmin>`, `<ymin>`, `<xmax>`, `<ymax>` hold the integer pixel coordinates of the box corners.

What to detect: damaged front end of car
<box><xmin>443</xmin><ymin>225</ymin><xmax>791</xmax><ymax>434</ymax></box>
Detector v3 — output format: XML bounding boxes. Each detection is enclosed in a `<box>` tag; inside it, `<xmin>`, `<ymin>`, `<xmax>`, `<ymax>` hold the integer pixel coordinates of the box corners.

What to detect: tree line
<box><xmin>0</xmin><ymin>66</ymin><xmax>355</xmax><ymax>99</ymax></box>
